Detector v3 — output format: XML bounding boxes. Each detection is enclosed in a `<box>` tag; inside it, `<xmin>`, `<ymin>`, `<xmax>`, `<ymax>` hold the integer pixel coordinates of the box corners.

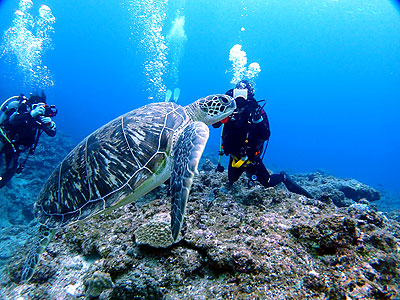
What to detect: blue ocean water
<box><xmin>0</xmin><ymin>0</ymin><xmax>399</xmax><ymax>197</ymax></box>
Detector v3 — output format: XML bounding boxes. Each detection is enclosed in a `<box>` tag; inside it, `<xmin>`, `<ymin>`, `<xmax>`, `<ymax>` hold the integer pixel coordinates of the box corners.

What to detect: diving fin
<box><xmin>173</xmin><ymin>88</ymin><xmax>180</xmax><ymax>103</ymax></box>
<box><xmin>281</xmin><ymin>171</ymin><xmax>312</xmax><ymax>198</ymax></box>
<box><xmin>165</xmin><ymin>89</ymin><xmax>172</xmax><ymax>102</ymax></box>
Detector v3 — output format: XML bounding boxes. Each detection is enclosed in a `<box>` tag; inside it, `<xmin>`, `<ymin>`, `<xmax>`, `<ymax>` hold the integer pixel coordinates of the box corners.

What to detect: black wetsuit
<box><xmin>0</xmin><ymin>101</ymin><xmax>56</xmax><ymax>188</ymax></box>
<box><xmin>213</xmin><ymin>89</ymin><xmax>285</xmax><ymax>187</ymax></box>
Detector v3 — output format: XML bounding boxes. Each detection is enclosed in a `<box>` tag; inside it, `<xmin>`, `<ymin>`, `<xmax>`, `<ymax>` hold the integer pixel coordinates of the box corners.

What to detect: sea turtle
<box><xmin>20</xmin><ymin>94</ymin><xmax>235</xmax><ymax>281</ymax></box>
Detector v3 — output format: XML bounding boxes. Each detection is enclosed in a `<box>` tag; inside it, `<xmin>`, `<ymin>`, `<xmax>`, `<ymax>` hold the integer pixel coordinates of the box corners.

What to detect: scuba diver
<box><xmin>165</xmin><ymin>87</ymin><xmax>181</xmax><ymax>103</ymax></box>
<box><xmin>213</xmin><ymin>80</ymin><xmax>312</xmax><ymax>198</ymax></box>
<box><xmin>0</xmin><ymin>92</ymin><xmax>57</xmax><ymax>189</ymax></box>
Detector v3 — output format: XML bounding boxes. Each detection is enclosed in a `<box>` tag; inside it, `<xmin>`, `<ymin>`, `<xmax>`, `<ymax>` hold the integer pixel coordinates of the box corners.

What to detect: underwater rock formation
<box><xmin>0</xmin><ymin>159</ymin><xmax>399</xmax><ymax>299</ymax></box>
<box><xmin>294</xmin><ymin>172</ymin><xmax>381</xmax><ymax>207</ymax></box>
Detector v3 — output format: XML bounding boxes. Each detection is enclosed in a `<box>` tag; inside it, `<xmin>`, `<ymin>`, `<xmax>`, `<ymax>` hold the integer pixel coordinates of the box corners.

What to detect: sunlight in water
<box><xmin>0</xmin><ymin>0</ymin><xmax>55</xmax><ymax>89</ymax></box>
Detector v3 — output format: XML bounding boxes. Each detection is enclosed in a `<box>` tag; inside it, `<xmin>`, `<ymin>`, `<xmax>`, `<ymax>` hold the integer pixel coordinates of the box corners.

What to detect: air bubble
<box><xmin>124</xmin><ymin>0</ymin><xmax>168</xmax><ymax>101</ymax></box>
<box><xmin>1</xmin><ymin>1</ymin><xmax>55</xmax><ymax>89</ymax></box>
<box><xmin>228</xmin><ymin>44</ymin><xmax>261</xmax><ymax>85</ymax></box>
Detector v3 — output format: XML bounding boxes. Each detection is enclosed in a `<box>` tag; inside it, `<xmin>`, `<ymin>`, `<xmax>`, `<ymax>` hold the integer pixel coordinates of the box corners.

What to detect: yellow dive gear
<box><xmin>231</xmin><ymin>155</ymin><xmax>251</xmax><ymax>168</ymax></box>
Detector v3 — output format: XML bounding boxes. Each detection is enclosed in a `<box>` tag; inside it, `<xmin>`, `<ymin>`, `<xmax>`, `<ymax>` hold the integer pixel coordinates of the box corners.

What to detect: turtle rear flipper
<box><xmin>170</xmin><ymin>121</ymin><xmax>209</xmax><ymax>240</ymax></box>
<box><xmin>21</xmin><ymin>225</ymin><xmax>56</xmax><ymax>282</ymax></box>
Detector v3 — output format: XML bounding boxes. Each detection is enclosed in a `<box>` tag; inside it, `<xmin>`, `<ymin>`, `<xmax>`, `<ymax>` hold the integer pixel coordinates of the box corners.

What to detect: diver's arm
<box><xmin>37</xmin><ymin>117</ymin><xmax>56</xmax><ymax>137</ymax></box>
<box><xmin>251</xmin><ymin>106</ymin><xmax>270</xmax><ymax>140</ymax></box>
<box><xmin>259</xmin><ymin>109</ymin><xmax>271</xmax><ymax>140</ymax></box>
<box><xmin>41</xmin><ymin>124</ymin><xmax>56</xmax><ymax>137</ymax></box>
<box><xmin>246</xmin><ymin>107</ymin><xmax>270</xmax><ymax>160</ymax></box>
<box><xmin>43</xmin><ymin>128</ymin><xmax>56</xmax><ymax>137</ymax></box>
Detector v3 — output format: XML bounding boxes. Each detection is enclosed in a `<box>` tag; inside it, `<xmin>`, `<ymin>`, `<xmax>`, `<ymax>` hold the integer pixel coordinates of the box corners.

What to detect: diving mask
<box><xmin>233</xmin><ymin>88</ymin><xmax>248</xmax><ymax>100</ymax></box>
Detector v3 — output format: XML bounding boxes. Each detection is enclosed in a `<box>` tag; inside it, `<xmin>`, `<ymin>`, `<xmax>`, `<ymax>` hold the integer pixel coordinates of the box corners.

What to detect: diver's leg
<box><xmin>0</xmin><ymin>151</ymin><xmax>18</xmax><ymax>188</ymax></box>
<box><xmin>0</xmin><ymin>152</ymin><xmax>5</xmax><ymax>188</ymax></box>
<box><xmin>253</xmin><ymin>162</ymin><xmax>284</xmax><ymax>187</ymax></box>
<box><xmin>227</xmin><ymin>157</ymin><xmax>244</xmax><ymax>185</ymax></box>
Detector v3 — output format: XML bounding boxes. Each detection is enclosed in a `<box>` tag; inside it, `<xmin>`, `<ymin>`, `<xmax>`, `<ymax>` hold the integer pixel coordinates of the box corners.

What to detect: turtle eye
<box><xmin>219</xmin><ymin>96</ymin><xmax>230</xmax><ymax>105</ymax></box>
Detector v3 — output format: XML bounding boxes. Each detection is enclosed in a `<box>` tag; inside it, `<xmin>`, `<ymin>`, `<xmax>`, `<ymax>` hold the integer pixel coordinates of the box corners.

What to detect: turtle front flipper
<box><xmin>170</xmin><ymin>121</ymin><xmax>209</xmax><ymax>240</ymax></box>
<box><xmin>21</xmin><ymin>225</ymin><xmax>56</xmax><ymax>282</ymax></box>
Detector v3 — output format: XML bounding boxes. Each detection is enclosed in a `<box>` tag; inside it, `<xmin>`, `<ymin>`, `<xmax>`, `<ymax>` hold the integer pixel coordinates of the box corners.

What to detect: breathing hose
<box><xmin>215</xmin><ymin>125</ymin><xmax>225</xmax><ymax>172</ymax></box>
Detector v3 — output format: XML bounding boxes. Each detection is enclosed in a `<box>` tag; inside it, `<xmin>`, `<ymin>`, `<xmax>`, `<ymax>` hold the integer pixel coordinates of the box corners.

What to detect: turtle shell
<box><xmin>35</xmin><ymin>102</ymin><xmax>188</xmax><ymax>228</ymax></box>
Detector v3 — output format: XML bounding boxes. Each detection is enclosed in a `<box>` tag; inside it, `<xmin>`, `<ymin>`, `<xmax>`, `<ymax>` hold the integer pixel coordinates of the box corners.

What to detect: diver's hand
<box><xmin>40</xmin><ymin>116</ymin><xmax>56</xmax><ymax>130</ymax></box>
<box><xmin>252</xmin><ymin>107</ymin><xmax>263</xmax><ymax>123</ymax></box>
<box><xmin>30</xmin><ymin>105</ymin><xmax>45</xmax><ymax>118</ymax></box>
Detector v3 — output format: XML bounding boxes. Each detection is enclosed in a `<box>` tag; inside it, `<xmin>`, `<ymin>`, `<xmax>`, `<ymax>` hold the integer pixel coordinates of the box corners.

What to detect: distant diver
<box><xmin>213</xmin><ymin>80</ymin><xmax>312</xmax><ymax>197</ymax></box>
<box><xmin>165</xmin><ymin>87</ymin><xmax>181</xmax><ymax>103</ymax></box>
<box><xmin>165</xmin><ymin>89</ymin><xmax>172</xmax><ymax>102</ymax></box>
<box><xmin>0</xmin><ymin>92</ymin><xmax>57</xmax><ymax>188</ymax></box>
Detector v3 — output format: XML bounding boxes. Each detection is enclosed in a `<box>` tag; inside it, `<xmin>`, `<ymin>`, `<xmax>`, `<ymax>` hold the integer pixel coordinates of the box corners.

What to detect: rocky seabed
<box><xmin>0</xmin><ymin>157</ymin><xmax>398</xmax><ymax>299</ymax></box>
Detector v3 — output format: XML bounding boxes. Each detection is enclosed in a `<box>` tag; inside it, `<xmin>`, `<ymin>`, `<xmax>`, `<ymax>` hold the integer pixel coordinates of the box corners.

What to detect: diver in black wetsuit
<box><xmin>213</xmin><ymin>80</ymin><xmax>312</xmax><ymax>198</ymax></box>
<box><xmin>0</xmin><ymin>92</ymin><xmax>57</xmax><ymax>188</ymax></box>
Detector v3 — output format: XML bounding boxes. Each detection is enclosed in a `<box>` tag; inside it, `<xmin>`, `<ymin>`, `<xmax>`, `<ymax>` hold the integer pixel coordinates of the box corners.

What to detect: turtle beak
<box><xmin>230</xmin><ymin>99</ymin><xmax>237</xmax><ymax>110</ymax></box>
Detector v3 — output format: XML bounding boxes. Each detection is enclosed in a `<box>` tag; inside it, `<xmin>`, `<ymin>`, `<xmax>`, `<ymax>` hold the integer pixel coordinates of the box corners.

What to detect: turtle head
<box><xmin>186</xmin><ymin>94</ymin><xmax>236</xmax><ymax>125</ymax></box>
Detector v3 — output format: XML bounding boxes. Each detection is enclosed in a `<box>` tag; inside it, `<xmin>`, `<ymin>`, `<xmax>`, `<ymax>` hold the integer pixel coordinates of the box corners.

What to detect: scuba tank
<box><xmin>0</xmin><ymin>95</ymin><xmax>22</xmax><ymax>112</ymax></box>
<box><xmin>0</xmin><ymin>95</ymin><xmax>23</xmax><ymax>125</ymax></box>
<box><xmin>0</xmin><ymin>95</ymin><xmax>27</xmax><ymax>153</ymax></box>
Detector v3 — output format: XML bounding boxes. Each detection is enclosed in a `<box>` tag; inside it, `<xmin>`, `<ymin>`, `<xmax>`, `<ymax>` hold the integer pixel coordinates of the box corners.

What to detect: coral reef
<box><xmin>0</xmin><ymin>159</ymin><xmax>399</xmax><ymax>299</ymax></box>
<box><xmin>134</xmin><ymin>220</ymin><xmax>174</xmax><ymax>248</ymax></box>
<box><xmin>85</xmin><ymin>271</ymin><xmax>114</xmax><ymax>298</ymax></box>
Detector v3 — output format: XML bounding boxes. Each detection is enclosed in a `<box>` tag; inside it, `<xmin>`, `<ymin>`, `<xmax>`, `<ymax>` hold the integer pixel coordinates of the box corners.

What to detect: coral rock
<box><xmin>85</xmin><ymin>271</ymin><xmax>114</xmax><ymax>298</ymax></box>
<box><xmin>134</xmin><ymin>221</ymin><xmax>177</xmax><ymax>248</ymax></box>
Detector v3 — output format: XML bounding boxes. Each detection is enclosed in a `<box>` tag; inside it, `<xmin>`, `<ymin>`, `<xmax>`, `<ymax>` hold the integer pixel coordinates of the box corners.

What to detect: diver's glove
<box><xmin>30</xmin><ymin>105</ymin><xmax>45</xmax><ymax>118</ymax></box>
<box><xmin>252</xmin><ymin>107</ymin><xmax>263</xmax><ymax>123</ymax></box>
<box><xmin>40</xmin><ymin>116</ymin><xmax>56</xmax><ymax>130</ymax></box>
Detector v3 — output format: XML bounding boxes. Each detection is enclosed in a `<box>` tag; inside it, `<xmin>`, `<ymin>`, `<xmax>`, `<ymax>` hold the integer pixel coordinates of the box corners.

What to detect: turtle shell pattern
<box><xmin>35</xmin><ymin>102</ymin><xmax>188</xmax><ymax>229</ymax></box>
